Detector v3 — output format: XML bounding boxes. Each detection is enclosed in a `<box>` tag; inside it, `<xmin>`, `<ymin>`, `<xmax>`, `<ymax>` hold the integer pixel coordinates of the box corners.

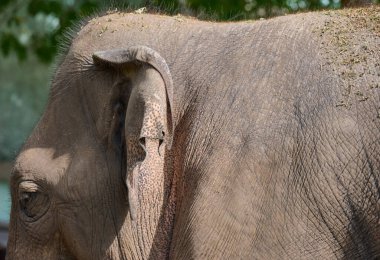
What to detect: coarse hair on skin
<box><xmin>51</xmin><ymin>0</ymin><xmax>242</xmax><ymax>66</ymax></box>
<box><xmin>51</xmin><ymin>0</ymin><xmax>253</xmax><ymax>68</ymax></box>
<box><xmin>47</xmin><ymin>1</ymin><xmax>179</xmax><ymax>91</ymax></box>
<box><xmin>54</xmin><ymin>1</ymin><xmax>182</xmax><ymax>65</ymax></box>
<box><xmin>46</xmin><ymin>0</ymin><xmax>245</xmax><ymax>100</ymax></box>
<box><xmin>45</xmin><ymin>0</ymin><xmax>190</xmax><ymax>102</ymax></box>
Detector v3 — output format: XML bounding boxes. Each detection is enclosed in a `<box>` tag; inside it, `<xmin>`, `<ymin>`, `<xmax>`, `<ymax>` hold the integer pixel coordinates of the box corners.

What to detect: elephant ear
<box><xmin>92</xmin><ymin>46</ymin><xmax>173</xmax><ymax>220</ymax></box>
<box><xmin>93</xmin><ymin>46</ymin><xmax>173</xmax><ymax>112</ymax></box>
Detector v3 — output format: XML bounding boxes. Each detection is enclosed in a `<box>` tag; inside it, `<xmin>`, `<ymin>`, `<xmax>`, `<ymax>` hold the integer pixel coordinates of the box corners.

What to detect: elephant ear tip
<box><xmin>92</xmin><ymin>49</ymin><xmax>127</xmax><ymax>66</ymax></box>
<box><xmin>92</xmin><ymin>51</ymin><xmax>110</xmax><ymax>65</ymax></box>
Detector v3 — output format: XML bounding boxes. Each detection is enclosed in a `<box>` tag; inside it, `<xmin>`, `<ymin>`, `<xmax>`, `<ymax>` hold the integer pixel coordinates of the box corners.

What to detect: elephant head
<box><xmin>7</xmin><ymin>45</ymin><xmax>176</xmax><ymax>259</ymax></box>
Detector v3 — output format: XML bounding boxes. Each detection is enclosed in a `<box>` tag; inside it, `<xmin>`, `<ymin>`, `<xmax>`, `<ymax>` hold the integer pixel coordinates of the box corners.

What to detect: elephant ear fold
<box><xmin>92</xmin><ymin>46</ymin><xmax>173</xmax><ymax>113</ymax></box>
<box><xmin>93</xmin><ymin>46</ymin><xmax>173</xmax><ymax>221</ymax></box>
<box><xmin>92</xmin><ymin>46</ymin><xmax>174</xmax><ymax>148</ymax></box>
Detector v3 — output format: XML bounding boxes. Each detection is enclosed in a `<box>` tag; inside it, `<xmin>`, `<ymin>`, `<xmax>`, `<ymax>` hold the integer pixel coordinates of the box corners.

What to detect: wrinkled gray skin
<box><xmin>7</xmin><ymin>8</ymin><xmax>380</xmax><ymax>259</ymax></box>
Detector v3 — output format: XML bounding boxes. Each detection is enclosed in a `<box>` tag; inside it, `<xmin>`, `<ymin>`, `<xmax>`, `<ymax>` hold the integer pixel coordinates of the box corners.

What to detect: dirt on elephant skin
<box><xmin>315</xmin><ymin>6</ymin><xmax>380</xmax><ymax>110</ymax></box>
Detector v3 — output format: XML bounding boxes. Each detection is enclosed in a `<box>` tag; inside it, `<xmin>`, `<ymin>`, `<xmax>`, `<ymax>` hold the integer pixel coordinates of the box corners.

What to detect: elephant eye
<box><xmin>18</xmin><ymin>181</ymin><xmax>50</xmax><ymax>221</ymax></box>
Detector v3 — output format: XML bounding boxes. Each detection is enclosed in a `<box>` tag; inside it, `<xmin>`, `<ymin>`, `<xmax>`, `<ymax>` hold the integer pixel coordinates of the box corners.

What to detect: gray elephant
<box><xmin>6</xmin><ymin>6</ymin><xmax>380</xmax><ymax>260</ymax></box>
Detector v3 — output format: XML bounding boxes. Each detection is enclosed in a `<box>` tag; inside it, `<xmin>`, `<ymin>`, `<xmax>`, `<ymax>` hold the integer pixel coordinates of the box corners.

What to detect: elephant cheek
<box><xmin>7</xmin><ymin>230</ymin><xmax>62</xmax><ymax>259</ymax></box>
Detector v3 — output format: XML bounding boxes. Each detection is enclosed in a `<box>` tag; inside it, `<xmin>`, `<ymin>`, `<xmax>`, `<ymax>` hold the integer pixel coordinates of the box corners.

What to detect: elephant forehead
<box><xmin>14</xmin><ymin>148</ymin><xmax>71</xmax><ymax>182</ymax></box>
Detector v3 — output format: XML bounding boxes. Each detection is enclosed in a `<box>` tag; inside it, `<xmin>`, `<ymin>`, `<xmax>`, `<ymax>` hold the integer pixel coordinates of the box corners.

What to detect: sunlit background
<box><xmin>0</xmin><ymin>0</ymin><xmax>378</xmax><ymax>257</ymax></box>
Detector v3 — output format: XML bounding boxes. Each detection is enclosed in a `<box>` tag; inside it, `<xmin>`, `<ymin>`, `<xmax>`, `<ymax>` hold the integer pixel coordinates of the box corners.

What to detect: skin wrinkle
<box><xmin>85</xmin><ymin>72</ymin><xmax>125</xmax><ymax>258</ymax></box>
<box><xmin>366</xmin><ymin>150</ymin><xmax>380</xmax><ymax>204</ymax></box>
<box><xmin>314</xmin><ymin>131</ymin><xmax>348</xmax><ymax>224</ymax></box>
<box><xmin>316</xmin><ymin>87</ymin><xmax>372</xmax><ymax>254</ymax></box>
<box><xmin>50</xmin><ymin>66</ymin><xmax>82</xmax><ymax>102</ymax></box>
<box><xmin>106</xmin><ymin>98</ymin><xmax>129</xmax><ymax>259</ymax></box>
<box><xmin>107</xmin><ymin>162</ymin><xmax>126</xmax><ymax>260</ymax></box>
<box><xmin>7</xmin><ymin>9</ymin><xmax>380</xmax><ymax>259</ymax></box>
<box><xmin>181</xmin><ymin>15</ymin><xmax>320</xmax><ymax>256</ymax></box>
<box><xmin>77</xmin><ymin>70</ymin><xmax>127</xmax><ymax>256</ymax></box>
<box><xmin>309</xmin><ymin>147</ymin><xmax>346</xmax><ymax>250</ymax></box>
<box><xmin>284</xmin><ymin>47</ymin><xmax>334</xmax><ymax>255</ymax></box>
<box><xmin>74</xmin><ymin>82</ymin><xmax>101</xmax><ymax>257</ymax></box>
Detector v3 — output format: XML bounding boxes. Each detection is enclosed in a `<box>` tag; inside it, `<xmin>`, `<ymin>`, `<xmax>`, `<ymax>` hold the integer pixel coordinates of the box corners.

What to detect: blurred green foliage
<box><xmin>0</xmin><ymin>55</ymin><xmax>50</xmax><ymax>161</ymax></box>
<box><xmin>0</xmin><ymin>0</ymin><xmax>378</xmax><ymax>161</ymax></box>
<box><xmin>0</xmin><ymin>0</ymin><xmax>100</xmax><ymax>63</ymax></box>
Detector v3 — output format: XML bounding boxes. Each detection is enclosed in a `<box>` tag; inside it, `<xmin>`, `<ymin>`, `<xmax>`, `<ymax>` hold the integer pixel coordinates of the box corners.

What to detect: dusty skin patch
<box><xmin>316</xmin><ymin>6</ymin><xmax>380</xmax><ymax>109</ymax></box>
<box><xmin>14</xmin><ymin>148</ymin><xmax>71</xmax><ymax>184</ymax></box>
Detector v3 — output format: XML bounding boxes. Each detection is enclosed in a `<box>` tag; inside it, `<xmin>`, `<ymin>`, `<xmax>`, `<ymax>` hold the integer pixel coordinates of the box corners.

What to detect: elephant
<box><xmin>6</xmin><ymin>6</ymin><xmax>380</xmax><ymax>260</ymax></box>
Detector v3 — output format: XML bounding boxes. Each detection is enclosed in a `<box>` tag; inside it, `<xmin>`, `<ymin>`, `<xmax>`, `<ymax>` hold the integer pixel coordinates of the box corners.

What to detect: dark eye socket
<box><xmin>18</xmin><ymin>181</ymin><xmax>50</xmax><ymax>221</ymax></box>
<box><xmin>20</xmin><ymin>192</ymin><xmax>40</xmax><ymax>218</ymax></box>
